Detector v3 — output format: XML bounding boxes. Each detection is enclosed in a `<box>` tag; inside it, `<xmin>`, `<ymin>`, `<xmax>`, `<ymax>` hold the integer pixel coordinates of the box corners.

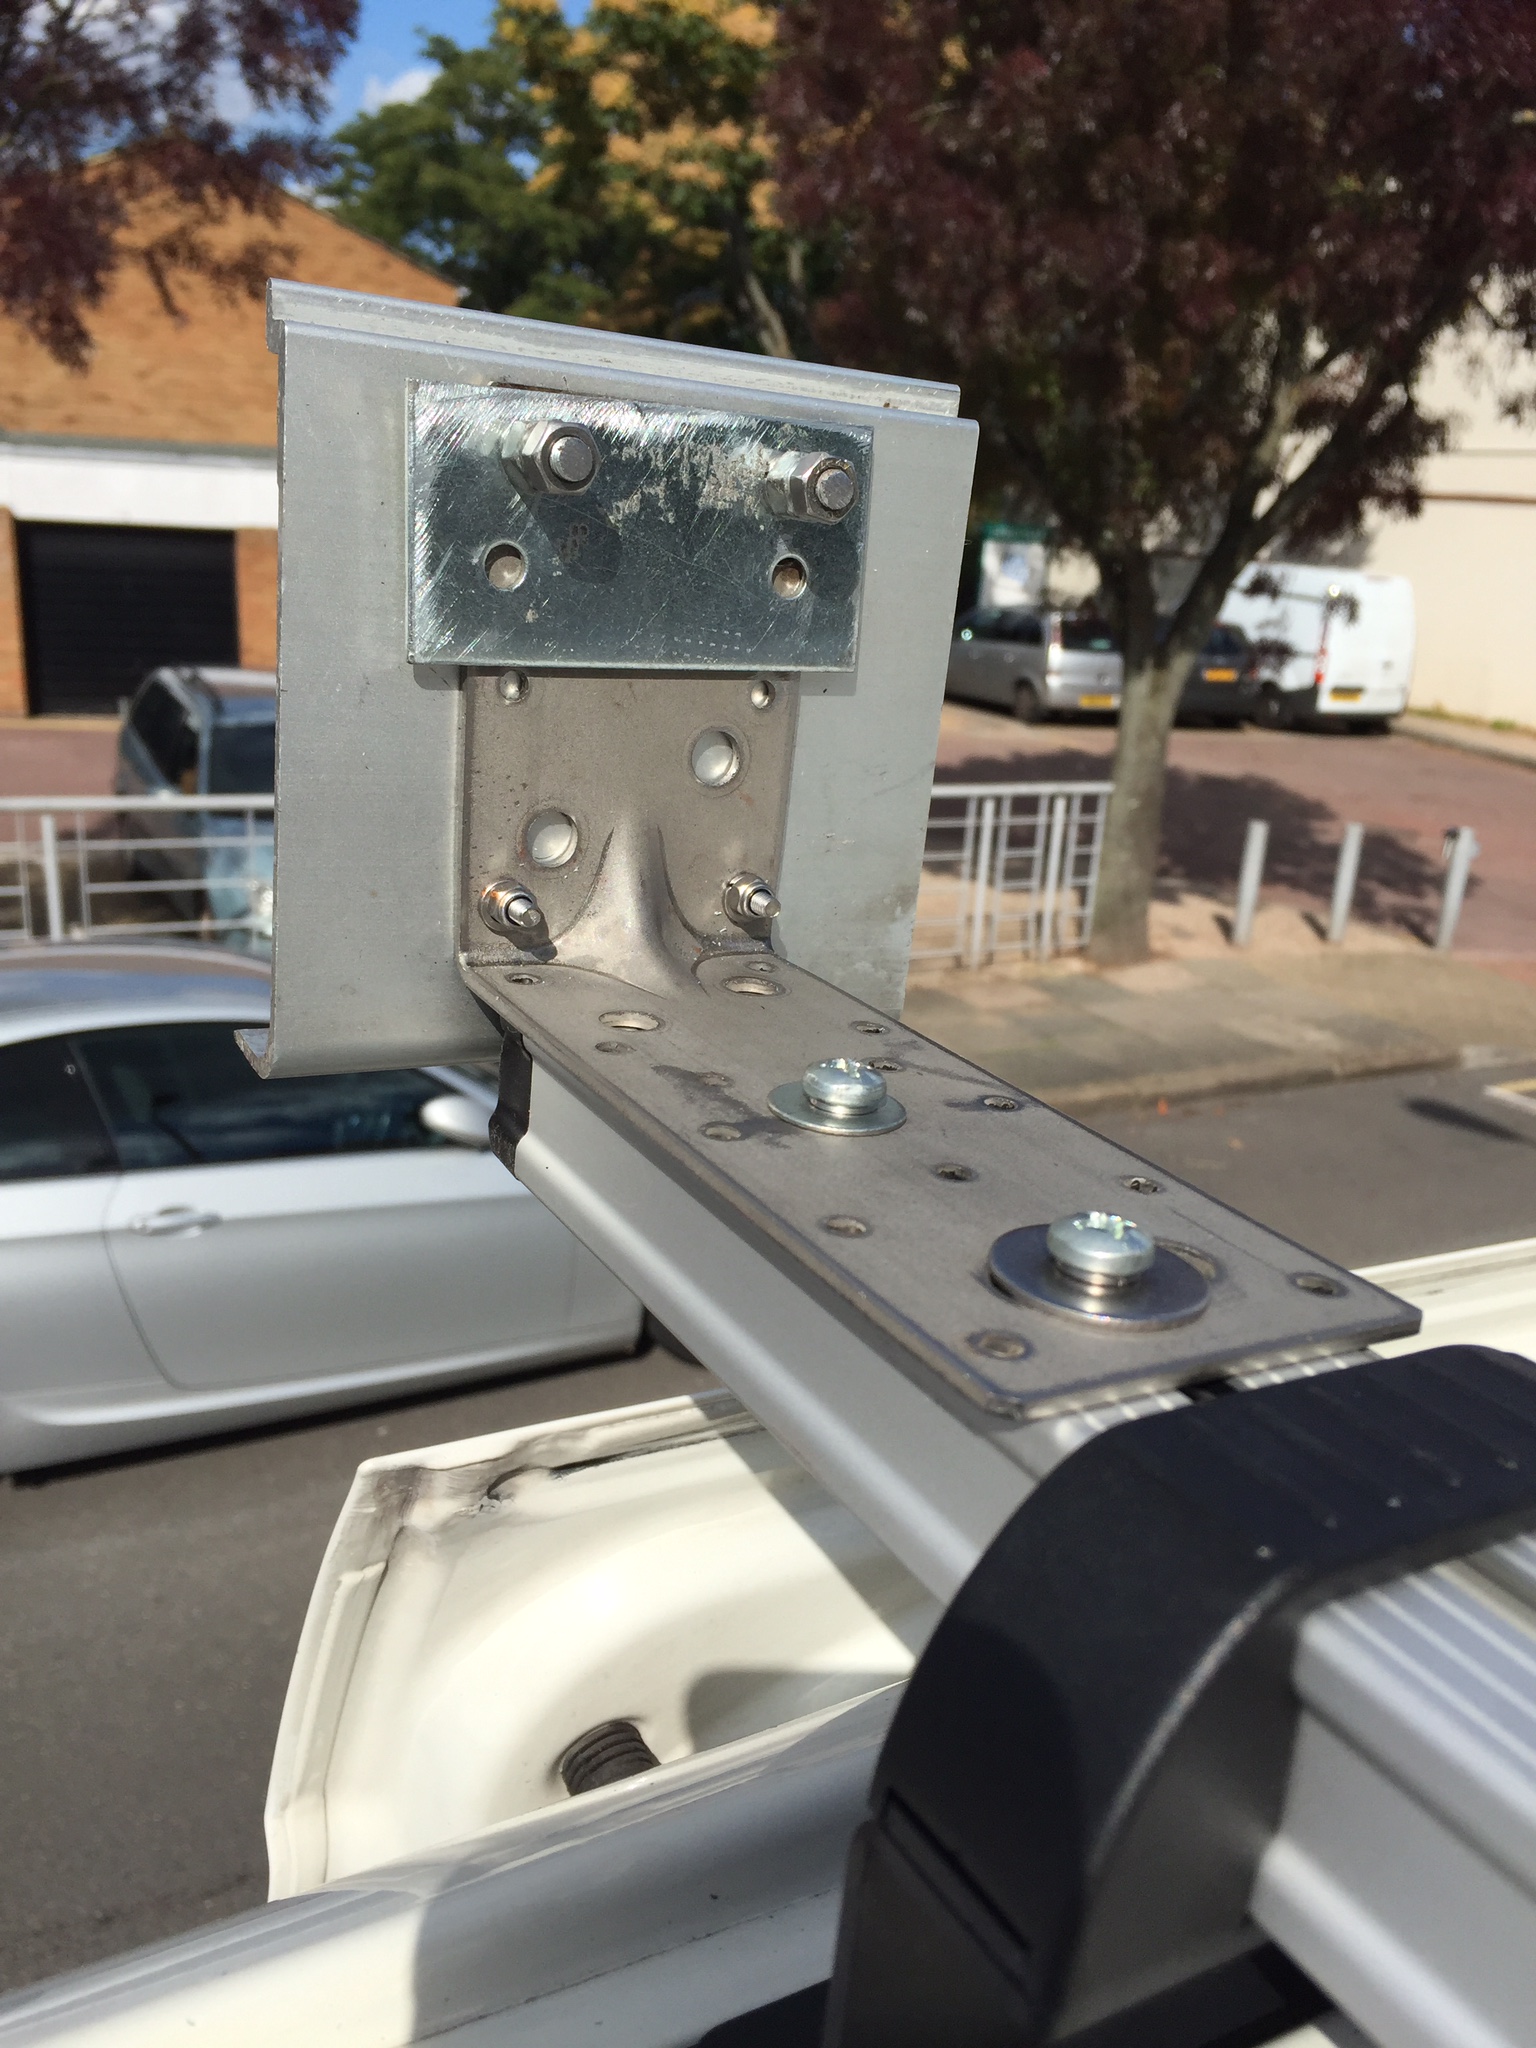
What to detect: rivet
<box><xmin>821</xmin><ymin>1215</ymin><xmax>870</xmax><ymax>1237</ymax></box>
<box><xmin>703</xmin><ymin>1122</ymin><xmax>744</xmax><ymax>1141</ymax></box>
<box><xmin>968</xmin><ymin>1330</ymin><xmax>1030</xmax><ymax>1361</ymax></box>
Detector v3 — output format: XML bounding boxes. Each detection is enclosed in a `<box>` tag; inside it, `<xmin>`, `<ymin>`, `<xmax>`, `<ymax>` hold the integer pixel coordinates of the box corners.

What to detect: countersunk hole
<box><xmin>504</xmin><ymin>971</ymin><xmax>542</xmax><ymax>985</ymax></box>
<box><xmin>982</xmin><ymin>1094</ymin><xmax>1023</xmax><ymax>1111</ymax></box>
<box><xmin>525</xmin><ymin>808</ymin><xmax>579</xmax><ymax>868</ymax></box>
<box><xmin>851</xmin><ymin>1021</ymin><xmax>888</xmax><ymax>1035</ymax></box>
<box><xmin>771</xmin><ymin>555</ymin><xmax>808</xmax><ymax>599</ymax></box>
<box><xmin>749</xmin><ymin>678</ymin><xmax>777</xmax><ymax>710</ymax></box>
<box><xmin>1121</xmin><ymin>1174</ymin><xmax>1162</xmax><ymax>1194</ymax></box>
<box><xmin>821</xmin><ymin>1215</ymin><xmax>869</xmax><ymax>1237</ymax></box>
<box><xmin>690</xmin><ymin>728</ymin><xmax>743</xmax><ymax>788</ymax></box>
<box><xmin>484</xmin><ymin>542</ymin><xmax>527</xmax><ymax>591</ymax></box>
<box><xmin>594</xmin><ymin>1040</ymin><xmax>633</xmax><ymax>1054</ymax></box>
<box><xmin>1165</xmin><ymin>1242</ymin><xmax>1218</xmax><ymax>1281</ymax></box>
<box><xmin>599</xmin><ymin>1009</ymin><xmax>661</xmax><ymax>1031</ymax></box>
<box><xmin>868</xmin><ymin>1058</ymin><xmax>904</xmax><ymax>1073</ymax></box>
<box><xmin>934</xmin><ymin>1163</ymin><xmax>977</xmax><ymax>1182</ymax></box>
<box><xmin>703</xmin><ymin>1122</ymin><xmax>744</xmax><ymax>1141</ymax></box>
<box><xmin>969</xmin><ymin>1329</ymin><xmax>1031</xmax><ymax>1361</ymax></box>
<box><xmin>1292</xmin><ymin>1271</ymin><xmax>1345</xmax><ymax>1297</ymax></box>
<box><xmin>698</xmin><ymin>1071</ymin><xmax>732</xmax><ymax>1086</ymax></box>
<box><xmin>724</xmin><ymin>976</ymin><xmax>784</xmax><ymax>996</ymax></box>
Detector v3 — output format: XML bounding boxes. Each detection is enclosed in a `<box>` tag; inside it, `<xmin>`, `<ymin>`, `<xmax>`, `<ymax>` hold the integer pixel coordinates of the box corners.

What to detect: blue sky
<box><xmin>326</xmin><ymin>0</ymin><xmax>583</xmax><ymax>126</ymax></box>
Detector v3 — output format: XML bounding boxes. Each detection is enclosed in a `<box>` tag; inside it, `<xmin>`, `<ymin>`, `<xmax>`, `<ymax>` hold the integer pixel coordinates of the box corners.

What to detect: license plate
<box><xmin>1203</xmin><ymin>668</ymin><xmax>1238</xmax><ymax>683</ymax></box>
<box><xmin>1080</xmin><ymin>693</ymin><xmax>1116</xmax><ymax>709</ymax></box>
<box><xmin>1329</xmin><ymin>687</ymin><xmax>1364</xmax><ymax>702</ymax></box>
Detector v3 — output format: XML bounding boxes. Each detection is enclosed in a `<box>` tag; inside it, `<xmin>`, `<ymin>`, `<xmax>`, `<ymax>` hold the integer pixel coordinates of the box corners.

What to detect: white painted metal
<box><xmin>915</xmin><ymin>780</ymin><xmax>1113</xmax><ymax>966</ymax></box>
<box><xmin>0</xmin><ymin>438</ymin><xmax>278</xmax><ymax>530</ymax></box>
<box><xmin>1362</xmin><ymin>1236</ymin><xmax>1536</xmax><ymax>1360</ymax></box>
<box><xmin>265</xmin><ymin>1390</ymin><xmax>937</xmax><ymax>1893</ymax></box>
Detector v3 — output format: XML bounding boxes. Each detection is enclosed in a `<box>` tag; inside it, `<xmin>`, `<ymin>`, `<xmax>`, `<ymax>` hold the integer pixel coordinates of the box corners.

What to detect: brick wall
<box><xmin>0</xmin><ymin>512</ymin><xmax>24</xmax><ymax>717</ymax></box>
<box><xmin>236</xmin><ymin>528</ymin><xmax>279</xmax><ymax>669</ymax></box>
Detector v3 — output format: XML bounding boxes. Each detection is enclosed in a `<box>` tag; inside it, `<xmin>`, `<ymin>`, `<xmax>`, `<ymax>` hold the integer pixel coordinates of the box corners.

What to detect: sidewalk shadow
<box><xmin>938</xmin><ymin>748</ymin><xmax>1454</xmax><ymax>935</ymax></box>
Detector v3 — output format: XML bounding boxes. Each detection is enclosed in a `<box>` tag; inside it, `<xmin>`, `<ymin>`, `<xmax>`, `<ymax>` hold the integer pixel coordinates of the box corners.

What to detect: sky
<box><xmin>326</xmin><ymin>0</ymin><xmax>499</xmax><ymax>124</ymax></box>
<box><xmin>326</xmin><ymin>0</ymin><xmax>583</xmax><ymax>126</ymax></box>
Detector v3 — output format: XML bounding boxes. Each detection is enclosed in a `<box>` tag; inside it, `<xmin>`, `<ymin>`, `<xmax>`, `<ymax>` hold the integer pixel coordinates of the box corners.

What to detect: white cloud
<box><xmin>361</xmin><ymin>64</ymin><xmax>438</xmax><ymax>114</ymax></box>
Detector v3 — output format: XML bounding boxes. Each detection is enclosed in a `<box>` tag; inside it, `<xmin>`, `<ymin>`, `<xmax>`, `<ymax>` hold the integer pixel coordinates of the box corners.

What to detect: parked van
<box><xmin>1220</xmin><ymin>563</ymin><xmax>1414</xmax><ymax>728</ymax></box>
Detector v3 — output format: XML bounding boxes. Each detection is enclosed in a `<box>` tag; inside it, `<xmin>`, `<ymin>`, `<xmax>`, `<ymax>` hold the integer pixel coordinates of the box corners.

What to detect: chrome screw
<box><xmin>722</xmin><ymin>872</ymin><xmax>780</xmax><ymax>930</ymax></box>
<box><xmin>1046</xmin><ymin>1210</ymin><xmax>1155</xmax><ymax>1288</ymax></box>
<box><xmin>479</xmin><ymin>878</ymin><xmax>545</xmax><ymax>938</ymax></box>
<box><xmin>802</xmin><ymin>1057</ymin><xmax>887</xmax><ymax>1120</ymax></box>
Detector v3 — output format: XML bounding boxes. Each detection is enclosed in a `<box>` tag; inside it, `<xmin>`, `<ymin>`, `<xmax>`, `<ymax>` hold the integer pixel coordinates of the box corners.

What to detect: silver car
<box><xmin>946</xmin><ymin>607</ymin><xmax>1124</xmax><ymax>722</ymax></box>
<box><xmin>0</xmin><ymin>944</ymin><xmax>641</xmax><ymax>1473</ymax></box>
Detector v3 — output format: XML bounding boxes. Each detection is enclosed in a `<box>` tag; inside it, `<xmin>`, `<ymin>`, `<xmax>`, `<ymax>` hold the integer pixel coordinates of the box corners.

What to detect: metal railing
<box><xmin>0</xmin><ymin>796</ymin><xmax>274</xmax><ymax>945</ymax></box>
<box><xmin>916</xmin><ymin>781</ymin><xmax>1114</xmax><ymax>967</ymax></box>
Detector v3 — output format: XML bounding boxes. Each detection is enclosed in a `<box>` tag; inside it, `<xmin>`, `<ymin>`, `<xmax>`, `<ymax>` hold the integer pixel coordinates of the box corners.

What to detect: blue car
<box><xmin>114</xmin><ymin>667</ymin><xmax>275</xmax><ymax>950</ymax></box>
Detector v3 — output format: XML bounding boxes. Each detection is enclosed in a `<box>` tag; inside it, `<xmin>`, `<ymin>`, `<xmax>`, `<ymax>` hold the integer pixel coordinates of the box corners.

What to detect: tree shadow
<box><xmin>938</xmin><ymin>746</ymin><xmax>1455</xmax><ymax>935</ymax></box>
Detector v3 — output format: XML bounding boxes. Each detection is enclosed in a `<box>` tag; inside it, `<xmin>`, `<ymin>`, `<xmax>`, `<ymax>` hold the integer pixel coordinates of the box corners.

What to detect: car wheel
<box><xmin>1253</xmin><ymin>686</ymin><xmax>1293</xmax><ymax>731</ymax></box>
<box><xmin>1015</xmin><ymin>681</ymin><xmax>1050</xmax><ymax>724</ymax></box>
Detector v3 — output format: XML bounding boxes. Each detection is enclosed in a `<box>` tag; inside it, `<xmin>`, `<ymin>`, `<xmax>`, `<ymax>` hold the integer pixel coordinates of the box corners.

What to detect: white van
<box><xmin>1220</xmin><ymin>562</ymin><xmax>1415</xmax><ymax>727</ymax></box>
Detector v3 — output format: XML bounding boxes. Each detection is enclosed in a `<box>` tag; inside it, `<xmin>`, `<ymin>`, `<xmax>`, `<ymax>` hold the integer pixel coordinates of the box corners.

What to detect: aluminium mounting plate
<box><xmin>408</xmin><ymin>385</ymin><xmax>873</xmax><ymax>672</ymax></box>
<box><xmin>465</xmin><ymin>954</ymin><xmax>1421</xmax><ymax>1421</ymax></box>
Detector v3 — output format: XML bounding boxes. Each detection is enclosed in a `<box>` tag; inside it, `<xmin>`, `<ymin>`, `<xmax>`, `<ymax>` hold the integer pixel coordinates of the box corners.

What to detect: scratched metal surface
<box><xmin>408</xmin><ymin>386</ymin><xmax>872</xmax><ymax>671</ymax></box>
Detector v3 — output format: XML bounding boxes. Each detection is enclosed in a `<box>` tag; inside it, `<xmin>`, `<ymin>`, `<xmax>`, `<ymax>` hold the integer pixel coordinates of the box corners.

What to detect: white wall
<box><xmin>0</xmin><ymin>438</ymin><xmax>277</xmax><ymax>530</ymax></box>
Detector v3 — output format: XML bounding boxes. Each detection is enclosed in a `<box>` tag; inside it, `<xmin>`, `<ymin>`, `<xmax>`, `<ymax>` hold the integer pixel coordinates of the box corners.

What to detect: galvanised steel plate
<box><xmin>463</xmin><ymin>953</ymin><xmax>1421</xmax><ymax>1420</ymax></box>
<box><xmin>408</xmin><ymin>386</ymin><xmax>872</xmax><ymax>671</ymax></box>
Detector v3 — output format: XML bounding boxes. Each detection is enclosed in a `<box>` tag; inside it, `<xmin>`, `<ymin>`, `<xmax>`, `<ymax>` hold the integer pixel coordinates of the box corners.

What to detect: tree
<box><xmin>0</xmin><ymin>0</ymin><xmax>356</xmax><ymax>368</ymax></box>
<box><xmin>770</xmin><ymin>0</ymin><xmax>1536</xmax><ymax>962</ymax></box>
<box><xmin>324</xmin><ymin>0</ymin><xmax>815</xmax><ymax>357</ymax></box>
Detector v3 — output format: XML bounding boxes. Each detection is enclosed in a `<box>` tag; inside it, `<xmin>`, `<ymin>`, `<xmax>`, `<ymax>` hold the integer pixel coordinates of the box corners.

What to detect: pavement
<box><xmin>0</xmin><ymin>1342</ymin><xmax>709</xmax><ymax>1993</ymax></box>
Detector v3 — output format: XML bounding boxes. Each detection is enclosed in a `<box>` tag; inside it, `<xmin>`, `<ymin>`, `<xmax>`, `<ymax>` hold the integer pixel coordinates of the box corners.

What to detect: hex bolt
<box><xmin>723</xmin><ymin>872</ymin><xmax>780</xmax><ymax>930</ymax></box>
<box><xmin>502</xmin><ymin>420</ymin><xmax>601</xmax><ymax>497</ymax></box>
<box><xmin>479</xmin><ymin>878</ymin><xmax>545</xmax><ymax>938</ymax></box>
<box><xmin>763</xmin><ymin>450</ymin><xmax>860</xmax><ymax>525</ymax></box>
<box><xmin>1046</xmin><ymin>1210</ymin><xmax>1155</xmax><ymax>1288</ymax></box>
<box><xmin>802</xmin><ymin>1057</ymin><xmax>887</xmax><ymax>1120</ymax></box>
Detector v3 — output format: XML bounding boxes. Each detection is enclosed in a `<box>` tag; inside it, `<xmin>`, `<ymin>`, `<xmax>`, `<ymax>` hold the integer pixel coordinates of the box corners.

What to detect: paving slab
<box><xmin>903</xmin><ymin>951</ymin><xmax>1536</xmax><ymax>1115</ymax></box>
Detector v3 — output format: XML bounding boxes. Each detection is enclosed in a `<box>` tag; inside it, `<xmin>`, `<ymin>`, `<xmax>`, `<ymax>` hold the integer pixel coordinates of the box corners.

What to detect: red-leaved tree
<box><xmin>771</xmin><ymin>0</ymin><xmax>1536</xmax><ymax>961</ymax></box>
<box><xmin>1</xmin><ymin>0</ymin><xmax>356</xmax><ymax>368</ymax></box>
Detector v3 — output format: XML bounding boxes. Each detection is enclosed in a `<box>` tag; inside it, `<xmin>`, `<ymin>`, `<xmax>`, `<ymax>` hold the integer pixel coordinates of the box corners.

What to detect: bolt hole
<box><xmin>821</xmin><ymin>1215</ymin><xmax>869</xmax><ymax>1237</ymax></box>
<box><xmin>723</xmin><ymin>975</ymin><xmax>784</xmax><ymax>996</ymax></box>
<box><xmin>868</xmin><ymin>1058</ymin><xmax>903</xmax><ymax>1073</ymax></box>
<box><xmin>690</xmin><ymin>728</ymin><xmax>743</xmax><ymax>788</ymax></box>
<box><xmin>749</xmin><ymin>678</ymin><xmax>777</xmax><ymax>710</ymax></box>
<box><xmin>485</xmin><ymin>542</ymin><xmax>527</xmax><ymax>591</ymax></box>
<box><xmin>982</xmin><ymin>1094</ymin><xmax>1023</xmax><ymax>1111</ymax></box>
<box><xmin>771</xmin><ymin>555</ymin><xmax>808</xmax><ymax>599</ymax></box>
<box><xmin>969</xmin><ymin>1329</ymin><xmax>1030</xmax><ymax>1361</ymax></box>
<box><xmin>1292</xmin><ymin>1271</ymin><xmax>1345</xmax><ymax>1297</ymax></box>
<box><xmin>703</xmin><ymin>1122</ymin><xmax>744</xmax><ymax>1141</ymax></box>
<box><xmin>525</xmin><ymin>808</ymin><xmax>579</xmax><ymax>868</ymax></box>
<box><xmin>594</xmin><ymin>1040</ymin><xmax>633</xmax><ymax>1054</ymax></box>
<box><xmin>935</xmin><ymin>1163</ymin><xmax>977</xmax><ymax>1182</ymax></box>
<box><xmin>1121</xmin><ymin>1174</ymin><xmax>1162</xmax><ymax>1195</ymax></box>
<box><xmin>504</xmin><ymin>971</ymin><xmax>543</xmax><ymax>985</ymax></box>
<box><xmin>599</xmin><ymin>1009</ymin><xmax>661</xmax><ymax>1031</ymax></box>
<box><xmin>851</xmin><ymin>1021</ymin><xmax>888</xmax><ymax>1034</ymax></box>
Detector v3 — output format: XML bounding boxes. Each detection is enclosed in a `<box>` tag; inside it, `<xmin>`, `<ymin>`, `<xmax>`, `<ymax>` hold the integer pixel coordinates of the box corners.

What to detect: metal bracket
<box><xmin>409</xmin><ymin>386</ymin><xmax>872</xmax><ymax>672</ymax></box>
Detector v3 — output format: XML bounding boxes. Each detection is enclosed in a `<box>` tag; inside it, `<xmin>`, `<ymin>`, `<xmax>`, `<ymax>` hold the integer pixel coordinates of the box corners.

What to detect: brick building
<box><xmin>0</xmin><ymin>192</ymin><xmax>455</xmax><ymax>717</ymax></box>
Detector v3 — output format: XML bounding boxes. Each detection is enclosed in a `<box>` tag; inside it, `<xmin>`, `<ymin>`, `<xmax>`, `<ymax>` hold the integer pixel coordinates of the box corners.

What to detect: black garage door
<box><xmin>17</xmin><ymin>523</ymin><xmax>238</xmax><ymax>716</ymax></box>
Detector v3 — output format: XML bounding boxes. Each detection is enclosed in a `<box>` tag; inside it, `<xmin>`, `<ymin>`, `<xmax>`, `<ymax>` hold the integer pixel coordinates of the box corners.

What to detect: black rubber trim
<box><xmin>488</xmin><ymin>1028</ymin><xmax>534</xmax><ymax>1170</ymax></box>
<box><xmin>824</xmin><ymin>1346</ymin><xmax>1536</xmax><ymax>2047</ymax></box>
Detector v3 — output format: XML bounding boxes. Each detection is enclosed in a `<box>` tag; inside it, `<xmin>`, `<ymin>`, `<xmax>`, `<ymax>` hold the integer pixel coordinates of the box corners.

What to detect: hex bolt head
<box><xmin>763</xmin><ymin>450</ymin><xmax>860</xmax><ymax>525</ymax></box>
<box><xmin>502</xmin><ymin>420</ymin><xmax>601</xmax><ymax>497</ymax></box>
<box><xmin>479</xmin><ymin>878</ymin><xmax>545</xmax><ymax>937</ymax></box>
<box><xmin>802</xmin><ymin>1057</ymin><xmax>887</xmax><ymax>1119</ymax></box>
<box><xmin>1046</xmin><ymin>1210</ymin><xmax>1155</xmax><ymax>1287</ymax></box>
<box><xmin>723</xmin><ymin>871</ymin><xmax>780</xmax><ymax>929</ymax></box>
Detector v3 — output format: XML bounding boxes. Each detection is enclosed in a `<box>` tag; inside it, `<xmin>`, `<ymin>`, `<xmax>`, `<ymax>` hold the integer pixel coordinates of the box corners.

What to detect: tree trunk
<box><xmin>1087</xmin><ymin>655</ymin><xmax>1186</xmax><ymax>965</ymax></box>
